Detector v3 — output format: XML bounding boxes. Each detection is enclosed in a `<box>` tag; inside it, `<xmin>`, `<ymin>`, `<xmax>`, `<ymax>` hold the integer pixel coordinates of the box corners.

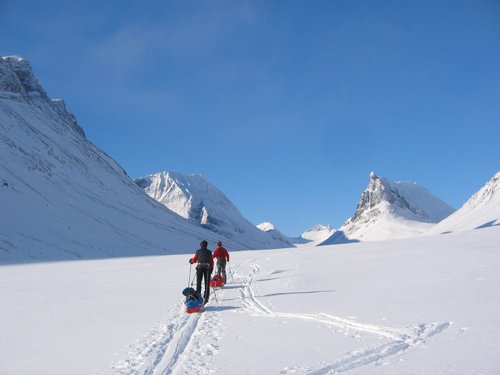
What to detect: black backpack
<box><xmin>196</xmin><ymin>248</ymin><xmax>212</xmax><ymax>267</ymax></box>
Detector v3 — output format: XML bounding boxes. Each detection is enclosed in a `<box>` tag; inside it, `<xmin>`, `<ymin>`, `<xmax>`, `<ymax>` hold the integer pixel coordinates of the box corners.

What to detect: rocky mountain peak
<box><xmin>0</xmin><ymin>56</ymin><xmax>85</xmax><ymax>138</ymax></box>
<box><xmin>1</xmin><ymin>56</ymin><xmax>49</xmax><ymax>101</ymax></box>
<box><xmin>352</xmin><ymin>172</ymin><xmax>414</xmax><ymax>222</ymax></box>
<box><xmin>350</xmin><ymin>172</ymin><xmax>454</xmax><ymax>226</ymax></box>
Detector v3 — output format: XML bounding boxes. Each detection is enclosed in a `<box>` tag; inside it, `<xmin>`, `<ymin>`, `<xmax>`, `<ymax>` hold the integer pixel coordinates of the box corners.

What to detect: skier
<box><xmin>212</xmin><ymin>241</ymin><xmax>230</xmax><ymax>283</ymax></box>
<box><xmin>189</xmin><ymin>240</ymin><xmax>213</xmax><ymax>304</ymax></box>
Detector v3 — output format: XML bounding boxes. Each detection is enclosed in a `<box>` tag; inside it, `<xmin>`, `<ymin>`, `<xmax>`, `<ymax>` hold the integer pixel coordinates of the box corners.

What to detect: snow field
<box><xmin>1</xmin><ymin>226</ymin><xmax>500</xmax><ymax>374</ymax></box>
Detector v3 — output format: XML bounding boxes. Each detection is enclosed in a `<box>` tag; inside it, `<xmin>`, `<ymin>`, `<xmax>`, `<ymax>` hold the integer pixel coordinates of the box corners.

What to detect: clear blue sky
<box><xmin>2</xmin><ymin>0</ymin><xmax>499</xmax><ymax>236</ymax></box>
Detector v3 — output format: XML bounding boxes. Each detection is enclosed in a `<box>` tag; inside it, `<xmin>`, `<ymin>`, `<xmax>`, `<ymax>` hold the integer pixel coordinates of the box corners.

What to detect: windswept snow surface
<box><xmin>1</xmin><ymin>226</ymin><xmax>499</xmax><ymax>375</ymax></box>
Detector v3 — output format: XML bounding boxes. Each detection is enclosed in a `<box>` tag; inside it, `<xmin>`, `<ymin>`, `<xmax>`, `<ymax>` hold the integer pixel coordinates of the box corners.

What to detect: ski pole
<box><xmin>188</xmin><ymin>264</ymin><xmax>192</xmax><ymax>287</ymax></box>
<box><xmin>228</xmin><ymin>263</ymin><xmax>235</xmax><ymax>284</ymax></box>
<box><xmin>212</xmin><ymin>286</ymin><xmax>218</xmax><ymax>304</ymax></box>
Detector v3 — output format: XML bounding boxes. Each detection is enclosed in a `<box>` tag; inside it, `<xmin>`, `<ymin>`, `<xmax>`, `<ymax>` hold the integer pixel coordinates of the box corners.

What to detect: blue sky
<box><xmin>2</xmin><ymin>0</ymin><xmax>499</xmax><ymax>236</ymax></box>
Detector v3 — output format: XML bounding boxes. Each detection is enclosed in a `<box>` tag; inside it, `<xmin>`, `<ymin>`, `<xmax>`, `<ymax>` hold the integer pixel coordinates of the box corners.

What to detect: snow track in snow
<box><xmin>105</xmin><ymin>306</ymin><xmax>201</xmax><ymax>375</ymax></box>
<box><xmin>105</xmin><ymin>258</ymin><xmax>449</xmax><ymax>375</ymax></box>
<box><xmin>235</xmin><ymin>259</ymin><xmax>450</xmax><ymax>374</ymax></box>
<box><xmin>105</xmin><ymin>302</ymin><xmax>224</xmax><ymax>375</ymax></box>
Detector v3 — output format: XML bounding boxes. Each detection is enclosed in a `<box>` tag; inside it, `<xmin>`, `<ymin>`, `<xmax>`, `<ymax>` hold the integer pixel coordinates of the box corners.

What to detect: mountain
<box><xmin>300</xmin><ymin>224</ymin><xmax>336</xmax><ymax>244</ymax></box>
<box><xmin>256</xmin><ymin>222</ymin><xmax>275</xmax><ymax>232</ymax></box>
<box><xmin>256</xmin><ymin>222</ymin><xmax>336</xmax><ymax>246</ymax></box>
<box><xmin>135</xmin><ymin>172</ymin><xmax>294</xmax><ymax>249</ymax></box>
<box><xmin>256</xmin><ymin>221</ymin><xmax>297</xmax><ymax>247</ymax></box>
<box><xmin>427</xmin><ymin>171</ymin><xmax>500</xmax><ymax>235</ymax></box>
<box><xmin>0</xmin><ymin>56</ymin><xmax>239</xmax><ymax>263</ymax></box>
<box><xmin>320</xmin><ymin>172</ymin><xmax>455</xmax><ymax>245</ymax></box>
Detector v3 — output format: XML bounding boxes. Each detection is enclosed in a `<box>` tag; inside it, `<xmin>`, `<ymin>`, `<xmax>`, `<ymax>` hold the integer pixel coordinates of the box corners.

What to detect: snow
<box><xmin>1</xmin><ymin>226</ymin><xmax>499</xmax><ymax>374</ymax></box>
<box><xmin>321</xmin><ymin>173</ymin><xmax>455</xmax><ymax>245</ymax></box>
<box><xmin>427</xmin><ymin>171</ymin><xmax>500</xmax><ymax>235</ymax></box>
<box><xmin>257</xmin><ymin>222</ymin><xmax>275</xmax><ymax>231</ymax></box>
<box><xmin>390</xmin><ymin>180</ymin><xmax>456</xmax><ymax>222</ymax></box>
<box><xmin>135</xmin><ymin>172</ymin><xmax>293</xmax><ymax>249</ymax></box>
<box><xmin>3</xmin><ymin>55</ymin><xmax>500</xmax><ymax>375</ymax></box>
<box><xmin>300</xmin><ymin>224</ymin><xmax>336</xmax><ymax>243</ymax></box>
<box><xmin>0</xmin><ymin>56</ymin><xmax>251</xmax><ymax>262</ymax></box>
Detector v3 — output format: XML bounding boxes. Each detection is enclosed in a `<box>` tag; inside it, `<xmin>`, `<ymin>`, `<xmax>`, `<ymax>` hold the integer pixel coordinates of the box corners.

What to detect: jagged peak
<box><xmin>138</xmin><ymin>171</ymin><xmax>219</xmax><ymax>198</ymax></box>
<box><xmin>1</xmin><ymin>56</ymin><xmax>85</xmax><ymax>138</ymax></box>
<box><xmin>351</xmin><ymin>172</ymin><xmax>454</xmax><ymax>225</ymax></box>
<box><xmin>1</xmin><ymin>56</ymin><xmax>48</xmax><ymax>99</ymax></box>
<box><xmin>135</xmin><ymin>171</ymin><xmax>294</xmax><ymax>249</ymax></box>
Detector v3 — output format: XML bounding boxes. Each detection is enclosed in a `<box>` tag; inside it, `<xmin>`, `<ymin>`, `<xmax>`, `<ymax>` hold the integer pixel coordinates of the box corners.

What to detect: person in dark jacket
<box><xmin>189</xmin><ymin>240</ymin><xmax>214</xmax><ymax>304</ymax></box>
<box><xmin>212</xmin><ymin>241</ymin><xmax>230</xmax><ymax>283</ymax></box>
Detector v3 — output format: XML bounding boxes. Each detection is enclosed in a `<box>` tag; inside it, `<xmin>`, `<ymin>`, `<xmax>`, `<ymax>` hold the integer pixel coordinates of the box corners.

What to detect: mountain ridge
<box><xmin>0</xmin><ymin>56</ymin><xmax>244</xmax><ymax>263</ymax></box>
<box><xmin>320</xmin><ymin>172</ymin><xmax>455</xmax><ymax>245</ymax></box>
<box><xmin>135</xmin><ymin>171</ymin><xmax>294</xmax><ymax>249</ymax></box>
<box><xmin>427</xmin><ymin>171</ymin><xmax>500</xmax><ymax>234</ymax></box>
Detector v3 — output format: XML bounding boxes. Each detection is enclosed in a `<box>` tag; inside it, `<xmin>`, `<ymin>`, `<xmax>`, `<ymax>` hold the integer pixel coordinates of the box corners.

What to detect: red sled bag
<box><xmin>209</xmin><ymin>274</ymin><xmax>225</xmax><ymax>288</ymax></box>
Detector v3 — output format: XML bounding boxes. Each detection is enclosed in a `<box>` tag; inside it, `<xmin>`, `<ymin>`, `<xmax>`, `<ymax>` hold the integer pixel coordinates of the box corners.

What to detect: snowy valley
<box><xmin>2</xmin><ymin>226</ymin><xmax>499</xmax><ymax>375</ymax></box>
<box><xmin>1</xmin><ymin>56</ymin><xmax>500</xmax><ymax>375</ymax></box>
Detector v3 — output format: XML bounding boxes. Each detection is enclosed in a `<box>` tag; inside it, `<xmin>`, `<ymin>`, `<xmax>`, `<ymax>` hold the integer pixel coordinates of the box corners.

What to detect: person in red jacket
<box><xmin>189</xmin><ymin>240</ymin><xmax>214</xmax><ymax>304</ymax></box>
<box><xmin>212</xmin><ymin>241</ymin><xmax>230</xmax><ymax>283</ymax></box>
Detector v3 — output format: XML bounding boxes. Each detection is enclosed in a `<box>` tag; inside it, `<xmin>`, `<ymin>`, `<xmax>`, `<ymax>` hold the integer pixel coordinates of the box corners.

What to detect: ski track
<box><xmin>103</xmin><ymin>258</ymin><xmax>449</xmax><ymax>375</ymax></box>
<box><xmin>236</xmin><ymin>260</ymin><xmax>450</xmax><ymax>374</ymax></box>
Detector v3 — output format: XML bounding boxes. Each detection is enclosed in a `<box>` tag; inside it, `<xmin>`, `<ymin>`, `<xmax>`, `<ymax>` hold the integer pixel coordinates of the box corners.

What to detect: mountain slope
<box><xmin>320</xmin><ymin>172</ymin><xmax>455</xmax><ymax>245</ymax></box>
<box><xmin>427</xmin><ymin>171</ymin><xmax>500</xmax><ymax>234</ymax></box>
<box><xmin>256</xmin><ymin>221</ymin><xmax>299</xmax><ymax>246</ymax></box>
<box><xmin>135</xmin><ymin>171</ymin><xmax>294</xmax><ymax>249</ymax></box>
<box><xmin>298</xmin><ymin>224</ymin><xmax>336</xmax><ymax>245</ymax></box>
<box><xmin>0</xmin><ymin>56</ymin><xmax>238</xmax><ymax>263</ymax></box>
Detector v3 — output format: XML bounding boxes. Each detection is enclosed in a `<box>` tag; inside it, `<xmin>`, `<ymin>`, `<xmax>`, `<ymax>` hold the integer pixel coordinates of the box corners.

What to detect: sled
<box><xmin>209</xmin><ymin>274</ymin><xmax>225</xmax><ymax>289</ymax></box>
<box><xmin>185</xmin><ymin>299</ymin><xmax>204</xmax><ymax>313</ymax></box>
<box><xmin>183</xmin><ymin>287</ymin><xmax>204</xmax><ymax>313</ymax></box>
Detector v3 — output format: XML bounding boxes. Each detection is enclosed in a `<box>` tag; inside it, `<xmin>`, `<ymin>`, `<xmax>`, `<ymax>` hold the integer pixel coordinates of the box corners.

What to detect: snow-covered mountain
<box><xmin>256</xmin><ymin>222</ymin><xmax>336</xmax><ymax>246</ymax></box>
<box><xmin>135</xmin><ymin>172</ymin><xmax>294</xmax><ymax>249</ymax></box>
<box><xmin>299</xmin><ymin>224</ymin><xmax>336</xmax><ymax>244</ymax></box>
<box><xmin>427</xmin><ymin>171</ymin><xmax>500</xmax><ymax>235</ymax></box>
<box><xmin>0</xmin><ymin>56</ymin><xmax>241</xmax><ymax>263</ymax></box>
<box><xmin>256</xmin><ymin>222</ymin><xmax>275</xmax><ymax>232</ymax></box>
<box><xmin>256</xmin><ymin>221</ymin><xmax>297</xmax><ymax>247</ymax></box>
<box><xmin>320</xmin><ymin>172</ymin><xmax>455</xmax><ymax>245</ymax></box>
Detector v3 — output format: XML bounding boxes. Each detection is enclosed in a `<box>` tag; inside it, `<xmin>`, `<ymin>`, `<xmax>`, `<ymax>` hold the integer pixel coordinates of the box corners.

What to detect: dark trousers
<box><xmin>196</xmin><ymin>266</ymin><xmax>211</xmax><ymax>303</ymax></box>
<box><xmin>216</xmin><ymin>262</ymin><xmax>227</xmax><ymax>283</ymax></box>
